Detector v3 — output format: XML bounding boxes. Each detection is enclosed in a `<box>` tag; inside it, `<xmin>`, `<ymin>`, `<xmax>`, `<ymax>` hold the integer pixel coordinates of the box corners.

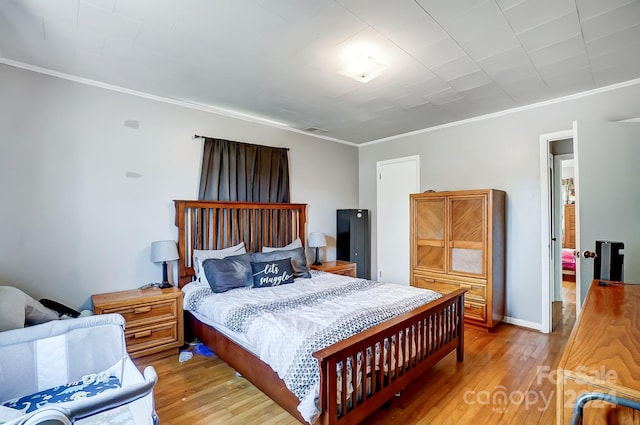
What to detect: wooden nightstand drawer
<box><xmin>101</xmin><ymin>299</ymin><xmax>177</xmax><ymax>328</ymax></box>
<box><xmin>125</xmin><ymin>321</ymin><xmax>179</xmax><ymax>356</ymax></box>
<box><xmin>331</xmin><ymin>267</ymin><xmax>356</xmax><ymax>277</ymax></box>
<box><xmin>310</xmin><ymin>260</ymin><xmax>357</xmax><ymax>277</ymax></box>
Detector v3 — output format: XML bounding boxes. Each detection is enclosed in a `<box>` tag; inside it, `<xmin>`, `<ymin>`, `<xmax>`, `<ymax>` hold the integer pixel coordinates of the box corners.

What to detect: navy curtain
<box><xmin>198</xmin><ymin>137</ymin><xmax>290</xmax><ymax>203</ymax></box>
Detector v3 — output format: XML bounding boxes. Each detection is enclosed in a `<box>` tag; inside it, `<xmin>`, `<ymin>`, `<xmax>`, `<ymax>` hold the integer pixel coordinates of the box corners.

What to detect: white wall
<box><xmin>358</xmin><ymin>80</ymin><xmax>640</xmax><ymax>328</ymax></box>
<box><xmin>562</xmin><ymin>161</ymin><xmax>575</xmax><ymax>179</ymax></box>
<box><xmin>0</xmin><ymin>64</ymin><xmax>358</xmax><ymax>310</ymax></box>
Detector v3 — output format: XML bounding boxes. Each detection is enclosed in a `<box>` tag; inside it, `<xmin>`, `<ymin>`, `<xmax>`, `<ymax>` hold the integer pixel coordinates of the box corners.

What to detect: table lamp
<box><xmin>308</xmin><ymin>232</ymin><xmax>327</xmax><ymax>266</ymax></box>
<box><xmin>150</xmin><ymin>240</ymin><xmax>179</xmax><ymax>288</ymax></box>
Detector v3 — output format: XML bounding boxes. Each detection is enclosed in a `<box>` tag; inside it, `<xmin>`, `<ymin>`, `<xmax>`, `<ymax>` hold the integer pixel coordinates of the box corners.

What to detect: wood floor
<box><xmin>135</xmin><ymin>305</ymin><xmax>576</xmax><ymax>425</ymax></box>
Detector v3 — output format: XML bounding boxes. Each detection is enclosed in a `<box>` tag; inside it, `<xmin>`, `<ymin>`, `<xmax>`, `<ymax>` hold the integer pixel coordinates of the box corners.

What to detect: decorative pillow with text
<box><xmin>250</xmin><ymin>247</ymin><xmax>311</xmax><ymax>278</ymax></box>
<box><xmin>251</xmin><ymin>258</ymin><xmax>295</xmax><ymax>288</ymax></box>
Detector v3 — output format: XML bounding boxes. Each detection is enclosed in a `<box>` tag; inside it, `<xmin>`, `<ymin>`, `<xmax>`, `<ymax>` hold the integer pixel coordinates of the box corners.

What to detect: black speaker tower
<box><xmin>594</xmin><ymin>240</ymin><xmax>624</xmax><ymax>282</ymax></box>
<box><xmin>337</xmin><ymin>209</ymin><xmax>370</xmax><ymax>279</ymax></box>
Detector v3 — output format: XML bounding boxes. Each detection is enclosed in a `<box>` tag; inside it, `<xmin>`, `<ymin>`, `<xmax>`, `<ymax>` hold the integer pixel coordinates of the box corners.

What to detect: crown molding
<box><xmin>3</xmin><ymin>57</ymin><xmax>638</xmax><ymax>149</ymax></box>
<box><xmin>0</xmin><ymin>58</ymin><xmax>357</xmax><ymax>147</ymax></box>
<box><xmin>360</xmin><ymin>76</ymin><xmax>640</xmax><ymax>147</ymax></box>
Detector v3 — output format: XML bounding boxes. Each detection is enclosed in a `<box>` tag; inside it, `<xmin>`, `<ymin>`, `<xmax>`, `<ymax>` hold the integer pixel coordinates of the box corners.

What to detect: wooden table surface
<box><xmin>557</xmin><ymin>280</ymin><xmax>640</xmax><ymax>424</ymax></box>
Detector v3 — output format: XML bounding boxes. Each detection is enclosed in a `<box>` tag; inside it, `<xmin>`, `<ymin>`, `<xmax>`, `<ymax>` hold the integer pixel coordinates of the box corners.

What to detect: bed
<box><xmin>562</xmin><ymin>248</ymin><xmax>576</xmax><ymax>281</ymax></box>
<box><xmin>174</xmin><ymin>200</ymin><xmax>465</xmax><ymax>425</ymax></box>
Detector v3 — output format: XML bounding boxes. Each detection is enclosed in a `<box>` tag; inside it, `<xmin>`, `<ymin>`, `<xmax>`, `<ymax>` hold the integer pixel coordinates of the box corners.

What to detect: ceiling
<box><xmin>1</xmin><ymin>0</ymin><xmax>639</xmax><ymax>144</ymax></box>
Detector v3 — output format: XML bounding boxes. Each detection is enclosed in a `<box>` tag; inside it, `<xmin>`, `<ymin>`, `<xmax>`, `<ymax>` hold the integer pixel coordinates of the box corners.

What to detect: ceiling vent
<box><xmin>304</xmin><ymin>127</ymin><xmax>328</xmax><ymax>133</ymax></box>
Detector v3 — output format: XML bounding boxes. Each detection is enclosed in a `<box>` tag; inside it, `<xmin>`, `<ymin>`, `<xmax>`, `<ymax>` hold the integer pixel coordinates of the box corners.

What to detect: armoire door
<box><xmin>413</xmin><ymin>197</ymin><xmax>446</xmax><ymax>273</ymax></box>
<box><xmin>448</xmin><ymin>195</ymin><xmax>486</xmax><ymax>277</ymax></box>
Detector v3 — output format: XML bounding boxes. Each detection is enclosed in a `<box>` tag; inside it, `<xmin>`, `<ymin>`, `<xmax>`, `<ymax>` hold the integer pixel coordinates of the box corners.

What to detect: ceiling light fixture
<box><xmin>338</xmin><ymin>54</ymin><xmax>386</xmax><ymax>83</ymax></box>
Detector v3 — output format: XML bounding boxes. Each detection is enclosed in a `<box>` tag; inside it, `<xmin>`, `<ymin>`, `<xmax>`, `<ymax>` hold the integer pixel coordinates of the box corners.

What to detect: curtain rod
<box><xmin>193</xmin><ymin>134</ymin><xmax>289</xmax><ymax>151</ymax></box>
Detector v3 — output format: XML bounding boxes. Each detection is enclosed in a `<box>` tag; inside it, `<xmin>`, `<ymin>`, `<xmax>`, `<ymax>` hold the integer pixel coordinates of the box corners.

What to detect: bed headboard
<box><xmin>174</xmin><ymin>200</ymin><xmax>307</xmax><ymax>287</ymax></box>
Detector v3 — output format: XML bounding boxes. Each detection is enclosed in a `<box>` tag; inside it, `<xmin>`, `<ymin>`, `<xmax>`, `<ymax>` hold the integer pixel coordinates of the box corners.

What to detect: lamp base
<box><xmin>312</xmin><ymin>246</ymin><xmax>322</xmax><ymax>266</ymax></box>
<box><xmin>160</xmin><ymin>262</ymin><xmax>172</xmax><ymax>288</ymax></box>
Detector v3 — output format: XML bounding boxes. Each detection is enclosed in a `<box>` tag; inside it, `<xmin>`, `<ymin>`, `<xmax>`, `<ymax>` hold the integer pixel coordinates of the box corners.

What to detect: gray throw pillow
<box><xmin>201</xmin><ymin>253</ymin><xmax>253</xmax><ymax>293</ymax></box>
<box><xmin>251</xmin><ymin>247</ymin><xmax>311</xmax><ymax>278</ymax></box>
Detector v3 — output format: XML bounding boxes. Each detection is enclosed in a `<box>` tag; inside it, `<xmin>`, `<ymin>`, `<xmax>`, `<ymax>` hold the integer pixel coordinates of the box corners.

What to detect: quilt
<box><xmin>183</xmin><ymin>271</ymin><xmax>442</xmax><ymax>423</ymax></box>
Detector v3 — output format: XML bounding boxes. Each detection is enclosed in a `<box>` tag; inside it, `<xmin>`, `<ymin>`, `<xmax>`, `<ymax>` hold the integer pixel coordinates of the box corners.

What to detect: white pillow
<box><xmin>262</xmin><ymin>238</ymin><xmax>302</xmax><ymax>253</ymax></box>
<box><xmin>193</xmin><ymin>242</ymin><xmax>246</xmax><ymax>287</ymax></box>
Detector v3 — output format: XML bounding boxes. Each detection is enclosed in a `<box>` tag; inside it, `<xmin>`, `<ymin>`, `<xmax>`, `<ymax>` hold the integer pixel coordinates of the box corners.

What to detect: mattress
<box><xmin>182</xmin><ymin>283</ymin><xmax>258</xmax><ymax>356</ymax></box>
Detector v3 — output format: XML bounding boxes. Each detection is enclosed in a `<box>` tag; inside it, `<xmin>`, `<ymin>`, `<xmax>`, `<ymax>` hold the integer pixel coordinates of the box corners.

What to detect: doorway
<box><xmin>541</xmin><ymin>120</ymin><xmax>640</xmax><ymax>333</ymax></box>
<box><xmin>376</xmin><ymin>155</ymin><xmax>420</xmax><ymax>285</ymax></box>
<box><xmin>552</xmin><ymin>153</ymin><xmax>576</xmax><ymax>331</ymax></box>
<box><xmin>539</xmin><ymin>130</ymin><xmax>574</xmax><ymax>333</ymax></box>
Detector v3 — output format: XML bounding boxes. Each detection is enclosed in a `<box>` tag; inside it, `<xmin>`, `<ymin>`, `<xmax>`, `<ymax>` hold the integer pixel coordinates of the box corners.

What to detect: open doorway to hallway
<box><xmin>551</xmin><ymin>145</ymin><xmax>576</xmax><ymax>332</ymax></box>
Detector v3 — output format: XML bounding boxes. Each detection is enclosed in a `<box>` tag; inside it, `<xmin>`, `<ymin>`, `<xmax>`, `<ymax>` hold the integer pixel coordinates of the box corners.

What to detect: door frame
<box><xmin>539</xmin><ymin>129</ymin><xmax>575</xmax><ymax>334</ymax></box>
<box><xmin>376</xmin><ymin>155</ymin><xmax>420</xmax><ymax>282</ymax></box>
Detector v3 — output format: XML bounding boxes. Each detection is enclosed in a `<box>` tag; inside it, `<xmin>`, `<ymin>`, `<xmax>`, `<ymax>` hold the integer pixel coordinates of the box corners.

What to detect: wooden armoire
<box><xmin>410</xmin><ymin>189</ymin><xmax>506</xmax><ymax>330</ymax></box>
<box><xmin>563</xmin><ymin>204</ymin><xmax>575</xmax><ymax>249</ymax></box>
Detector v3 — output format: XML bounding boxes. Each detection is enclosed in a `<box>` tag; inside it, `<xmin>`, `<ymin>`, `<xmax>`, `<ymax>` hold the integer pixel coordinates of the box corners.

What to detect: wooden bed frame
<box><xmin>174</xmin><ymin>200</ymin><xmax>465</xmax><ymax>425</ymax></box>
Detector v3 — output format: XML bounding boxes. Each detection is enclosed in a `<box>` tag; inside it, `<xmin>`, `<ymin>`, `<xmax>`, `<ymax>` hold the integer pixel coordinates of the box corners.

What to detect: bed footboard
<box><xmin>313</xmin><ymin>289</ymin><xmax>465</xmax><ymax>425</ymax></box>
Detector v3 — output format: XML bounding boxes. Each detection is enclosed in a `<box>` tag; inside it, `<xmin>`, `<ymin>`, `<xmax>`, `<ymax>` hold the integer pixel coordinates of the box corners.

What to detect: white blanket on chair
<box><xmin>0</xmin><ymin>286</ymin><xmax>59</xmax><ymax>332</ymax></box>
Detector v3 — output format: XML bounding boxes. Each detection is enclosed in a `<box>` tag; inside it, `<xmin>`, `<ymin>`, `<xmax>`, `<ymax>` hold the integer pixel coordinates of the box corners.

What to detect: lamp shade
<box><xmin>308</xmin><ymin>232</ymin><xmax>327</xmax><ymax>248</ymax></box>
<box><xmin>150</xmin><ymin>240</ymin><xmax>179</xmax><ymax>263</ymax></box>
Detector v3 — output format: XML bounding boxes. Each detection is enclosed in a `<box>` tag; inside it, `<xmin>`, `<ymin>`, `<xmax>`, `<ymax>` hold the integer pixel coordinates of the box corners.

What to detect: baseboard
<box><xmin>502</xmin><ymin>316</ymin><xmax>543</xmax><ymax>332</ymax></box>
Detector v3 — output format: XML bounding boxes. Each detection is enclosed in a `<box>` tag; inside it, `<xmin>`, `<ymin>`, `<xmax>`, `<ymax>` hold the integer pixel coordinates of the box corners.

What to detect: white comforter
<box><xmin>183</xmin><ymin>271</ymin><xmax>441</xmax><ymax>424</ymax></box>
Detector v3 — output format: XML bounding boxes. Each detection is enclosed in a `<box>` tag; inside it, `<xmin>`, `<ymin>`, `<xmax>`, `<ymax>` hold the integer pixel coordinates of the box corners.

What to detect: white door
<box><xmin>376</xmin><ymin>156</ymin><xmax>420</xmax><ymax>284</ymax></box>
<box><xmin>573</xmin><ymin>120</ymin><xmax>640</xmax><ymax>309</ymax></box>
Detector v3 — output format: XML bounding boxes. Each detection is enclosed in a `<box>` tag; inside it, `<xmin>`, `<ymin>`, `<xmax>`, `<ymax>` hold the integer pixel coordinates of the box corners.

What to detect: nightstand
<box><xmin>92</xmin><ymin>287</ymin><xmax>184</xmax><ymax>360</ymax></box>
<box><xmin>310</xmin><ymin>260</ymin><xmax>357</xmax><ymax>277</ymax></box>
